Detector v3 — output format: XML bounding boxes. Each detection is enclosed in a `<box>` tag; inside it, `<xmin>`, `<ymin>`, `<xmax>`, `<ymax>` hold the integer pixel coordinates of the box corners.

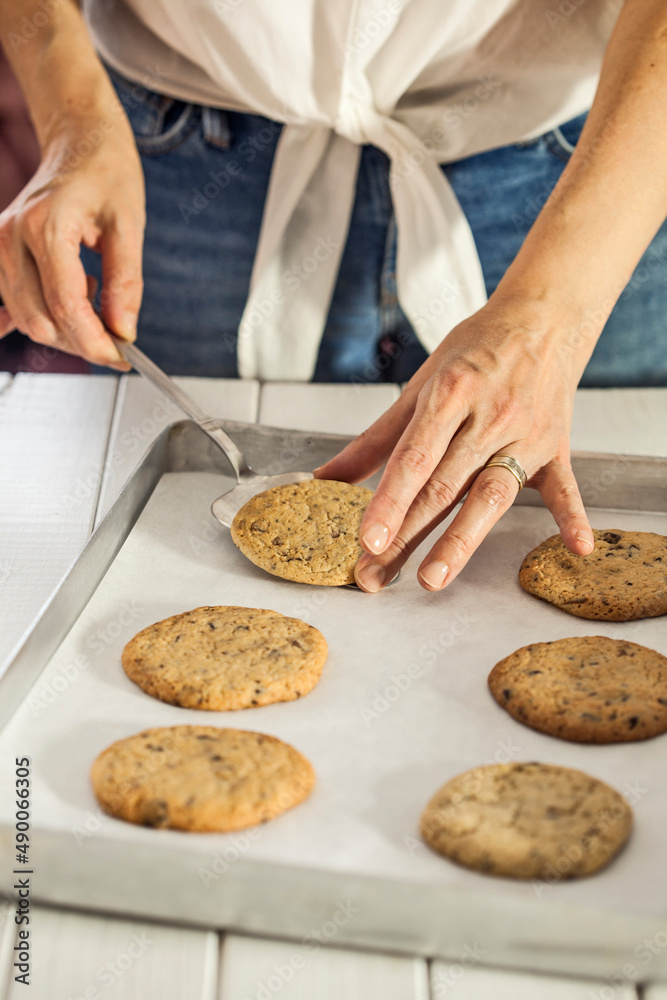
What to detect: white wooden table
<box><xmin>1</xmin><ymin>373</ymin><xmax>666</xmax><ymax>1000</ymax></box>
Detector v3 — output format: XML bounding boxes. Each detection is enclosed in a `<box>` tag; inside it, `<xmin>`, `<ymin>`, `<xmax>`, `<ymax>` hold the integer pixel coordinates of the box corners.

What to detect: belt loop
<box><xmin>202</xmin><ymin>106</ymin><xmax>231</xmax><ymax>148</ymax></box>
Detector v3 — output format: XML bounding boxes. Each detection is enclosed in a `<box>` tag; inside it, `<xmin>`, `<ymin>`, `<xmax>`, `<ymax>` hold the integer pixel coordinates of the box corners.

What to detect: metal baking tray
<box><xmin>1</xmin><ymin>419</ymin><xmax>666</xmax><ymax>982</ymax></box>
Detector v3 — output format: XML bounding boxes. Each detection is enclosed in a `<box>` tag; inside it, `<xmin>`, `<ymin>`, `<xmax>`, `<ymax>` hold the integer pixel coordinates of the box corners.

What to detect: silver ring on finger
<box><xmin>482</xmin><ymin>454</ymin><xmax>527</xmax><ymax>491</ymax></box>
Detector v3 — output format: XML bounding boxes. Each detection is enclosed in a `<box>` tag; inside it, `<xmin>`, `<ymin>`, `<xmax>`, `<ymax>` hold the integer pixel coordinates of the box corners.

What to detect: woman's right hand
<box><xmin>0</xmin><ymin>102</ymin><xmax>145</xmax><ymax>368</ymax></box>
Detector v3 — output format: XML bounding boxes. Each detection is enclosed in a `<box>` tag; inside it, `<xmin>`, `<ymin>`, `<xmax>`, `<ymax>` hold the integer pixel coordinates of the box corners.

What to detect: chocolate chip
<box><xmin>628</xmin><ymin>716</ymin><xmax>639</xmax><ymax>729</ymax></box>
<box><xmin>143</xmin><ymin>799</ymin><xmax>169</xmax><ymax>827</ymax></box>
<box><xmin>601</xmin><ymin>532</ymin><xmax>622</xmax><ymax>544</ymax></box>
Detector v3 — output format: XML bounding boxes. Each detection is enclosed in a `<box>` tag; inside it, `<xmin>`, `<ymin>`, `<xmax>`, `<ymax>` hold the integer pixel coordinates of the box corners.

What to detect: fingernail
<box><xmin>116</xmin><ymin>313</ymin><xmax>137</xmax><ymax>341</ymax></box>
<box><xmin>419</xmin><ymin>561</ymin><xmax>449</xmax><ymax>590</ymax></box>
<box><xmin>312</xmin><ymin>466</ymin><xmax>325</xmax><ymax>476</ymax></box>
<box><xmin>355</xmin><ymin>563</ymin><xmax>386</xmax><ymax>593</ymax></box>
<box><xmin>576</xmin><ymin>531</ymin><xmax>594</xmax><ymax>554</ymax></box>
<box><xmin>362</xmin><ymin>523</ymin><xmax>390</xmax><ymax>554</ymax></box>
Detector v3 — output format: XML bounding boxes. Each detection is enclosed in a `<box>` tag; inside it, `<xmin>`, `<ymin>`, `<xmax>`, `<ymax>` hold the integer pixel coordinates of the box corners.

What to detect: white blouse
<box><xmin>84</xmin><ymin>0</ymin><xmax>622</xmax><ymax>380</ymax></box>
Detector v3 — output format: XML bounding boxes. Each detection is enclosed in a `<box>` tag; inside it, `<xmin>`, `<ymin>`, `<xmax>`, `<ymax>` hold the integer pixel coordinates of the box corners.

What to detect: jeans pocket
<box><xmin>544</xmin><ymin>111</ymin><xmax>588</xmax><ymax>162</ymax></box>
<box><xmin>105</xmin><ymin>64</ymin><xmax>200</xmax><ymax>156</ymax></box>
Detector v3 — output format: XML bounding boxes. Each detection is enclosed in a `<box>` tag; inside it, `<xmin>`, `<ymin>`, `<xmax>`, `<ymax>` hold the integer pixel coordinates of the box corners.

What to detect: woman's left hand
<box><xmin>314</xmin><ymin>296</ymin><xmax>596</xmax><ymax>593</ymax></box>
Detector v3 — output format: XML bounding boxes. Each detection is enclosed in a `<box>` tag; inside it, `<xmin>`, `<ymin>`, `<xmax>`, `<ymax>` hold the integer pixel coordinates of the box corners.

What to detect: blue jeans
<box><xmin>84</xmin><ymin>66</ymin><xmax>667</xmax><ymax>385</ymax></box>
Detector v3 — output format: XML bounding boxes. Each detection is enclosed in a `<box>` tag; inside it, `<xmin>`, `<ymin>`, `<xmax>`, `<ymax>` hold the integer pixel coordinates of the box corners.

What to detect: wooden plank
<box><xmin>95</xmin><ymin>375</ymin><xmax>260</xmax><ymax>521</ymax></box>
<box><xmin>0</xmin><ymin>899</ymin><xmax>17</xmax><ymax>1000</ymax></box>
<box><xmin>218</xmin><ymin>935</ymin><xmax>429</xmax><ymax>1000</ymax></box>
<box><xmin>258</xmin><ymin>382</ymin><xmax>400</xmax><ymax>435</ymax></box>
<box><xmin>0</xmin><ymin>374</ymin><xmax>118</xmax><ymax>668</ymax></box>
<box><xmin>258</xmin><ymin>385</ymin><xmax>667</xmax><ymax>457</ymax></box>
<box><xmin>5</xmin><ymin>905</ymin><xmax>218</xmax><ymax>1000</ymax></box>
<box><xmin>572</xmin><ymin>388</ymin><xmax>667</xmax><ymax>456</ymax></box>
<box><xmin>430</xmin><ymin>963</ymin><xmax>639</xmax><ymax>999</ymax></box>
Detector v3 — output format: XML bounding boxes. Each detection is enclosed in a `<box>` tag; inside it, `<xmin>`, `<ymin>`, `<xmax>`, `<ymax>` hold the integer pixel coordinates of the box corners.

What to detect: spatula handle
<box><xmin>113</xmin><ymin>336</ymin><xmax>251</xmax><ymax>480</ymax></box>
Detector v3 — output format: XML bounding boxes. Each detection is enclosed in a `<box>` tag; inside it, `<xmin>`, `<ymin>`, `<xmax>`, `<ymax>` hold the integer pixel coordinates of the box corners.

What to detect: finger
<box><xmin>534</xmin><ymin>459</ymin><xmax>594</xmax><ymax>555</ymax></box>
<box><xmin>0</xmin><ymin>247</ymin><xmax>64</xmax><ymax>348</ymax></box>
<box><xmin>0</xmin><ymin>307</ymin><xmax>16</xmax><ymax>338</ymax></box>
<box><xmin>314</xmin><ymin>390</ymin><xmax>416</xmax><ymax>484</ymax></box>
<box><xmin>356</xmin><ymin>377</ymin><xmax>466</xmax><ymax>556</ymax></box>
<box><xmin>416</xmin><ymin>456</ymin><xmax>524</xmax><ymax>592</ymax></box>
<box><xmin>314</xmin><ymin>349</ymin><xmax>445</xmax><ymax>485</ymax></box>
<box><xmin>24</xmin><ymin>216</ymin><xmax>127</xmax><ymax>366</ymax></box>
<box><xmin>98</xmin><ymin>220</ymin><xmax>143</xmax><ymax>342</ymax></box>
<box><xmin>354</xmin><ymin>442</ymin><xmax>478</xmax><ymax>593</ymax></box>
<box><xmin>83</xmin><ymin>274</ymin><xmax>131</xmax><ymax>371</ymax></box>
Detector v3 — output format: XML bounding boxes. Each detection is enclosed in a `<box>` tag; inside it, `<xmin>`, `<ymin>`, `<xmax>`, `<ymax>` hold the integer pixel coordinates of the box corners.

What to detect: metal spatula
<box><xmin>114</xmin><ymin>338</ymin><xmax>313</xmax><ymax>527</ymax></box>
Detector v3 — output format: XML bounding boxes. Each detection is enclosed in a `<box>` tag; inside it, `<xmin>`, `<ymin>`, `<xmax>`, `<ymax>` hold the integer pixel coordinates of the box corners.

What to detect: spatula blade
<box><xmin>211</xmin><ymin>472</ymin><xmax>314</xmax><ymax>528</ymax></box>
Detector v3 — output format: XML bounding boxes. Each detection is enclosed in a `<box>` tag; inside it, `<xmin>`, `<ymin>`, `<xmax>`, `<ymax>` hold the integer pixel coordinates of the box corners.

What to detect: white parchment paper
<box><xmin>1</xmin><ymin>471</ymin><xmax>666</xmax><ymax>919</ymax></box>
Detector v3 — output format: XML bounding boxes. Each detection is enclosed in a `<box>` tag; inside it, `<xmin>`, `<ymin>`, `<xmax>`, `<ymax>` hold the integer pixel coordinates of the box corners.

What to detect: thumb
<box><xmin>99</xmin><ymin>221</ymin><xmax>143</xmax><ymax>342</ymax></box>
